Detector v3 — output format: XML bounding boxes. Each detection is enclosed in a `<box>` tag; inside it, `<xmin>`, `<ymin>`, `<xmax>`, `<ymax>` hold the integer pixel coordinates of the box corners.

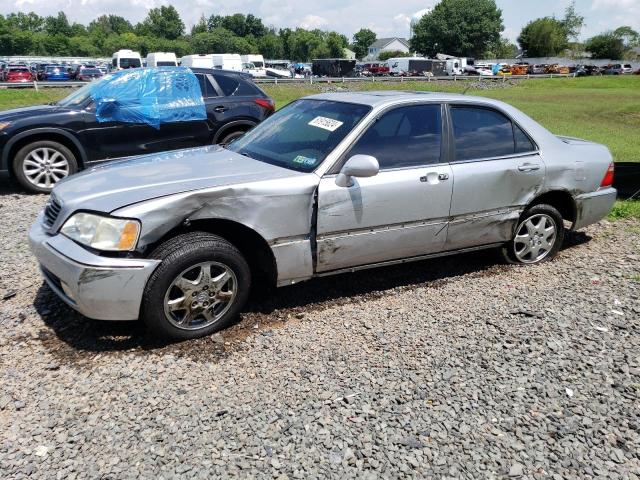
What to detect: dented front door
<box><xmin>315</xmin><ymin>166</ymin><xmax>453</xmax><ymax>272</ymax></box>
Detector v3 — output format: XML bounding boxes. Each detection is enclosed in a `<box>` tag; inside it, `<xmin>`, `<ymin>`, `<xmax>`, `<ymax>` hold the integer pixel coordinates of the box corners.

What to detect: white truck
<box><xmin>146</xmin><ymin>52</ymin><xmax>178</xmax><ymax>67</ymax></box>
<box><xmin>241</xmin><ymin>54</ymin><xmax>267</xmax><ymax>77</ymax></box>
<box><xmin>180</xmin><ymin>54</ymin><xmax>215</xmax><ymax>68</ymax></box>
<box><xmin>112</xmin><ymin>49</ymin><xmax>142</xmax><ymax>70</ymax></box>
<box><xmin>211</xmin><ymin>54</ymin><xmax>243</xmax><ymax>71</ymax></box>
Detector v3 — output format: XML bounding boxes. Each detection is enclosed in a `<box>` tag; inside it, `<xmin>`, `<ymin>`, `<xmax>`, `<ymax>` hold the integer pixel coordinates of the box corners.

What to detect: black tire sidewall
<box><xmin>142</xmin><ymin>236</ymin><xmax>251</xmax><ymax>341</ymax></box>
<box><xmin>218</xmin><ymin>131</ymin><xmax>245</xmax><ymax>146</ymax></box>
<box><xmin>503</xmin><ymin>204</ymin><xmax>565</xmax><ymax>265</ymax></box>
<box><xmin>13</xmin><ymin>140</ymin><xmax>78</xmax><ymax>193</ymax></box>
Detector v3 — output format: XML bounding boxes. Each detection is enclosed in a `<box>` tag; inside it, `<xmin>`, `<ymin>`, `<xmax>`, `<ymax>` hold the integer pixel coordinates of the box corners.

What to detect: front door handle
<box><xmin>214</xmin><ymin>106</ymin><xmax>228</xmax><ymax>113</ymax></box>
<box><xmin>420</xmin><ymin>173</ymin><xmax>450</xmax><ymax>182</ymax></box>
<box><xmin>518</xmin><ymin>163</ymin><xmax>541</xmax><ymax>172</ymax></box>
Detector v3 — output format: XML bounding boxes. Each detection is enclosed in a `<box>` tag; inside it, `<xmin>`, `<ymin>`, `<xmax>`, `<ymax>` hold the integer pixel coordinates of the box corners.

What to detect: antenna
<box><xmin>462</xmin><ymin>83</ymin><xmax>473</xmax><ymax>95</ymax></box>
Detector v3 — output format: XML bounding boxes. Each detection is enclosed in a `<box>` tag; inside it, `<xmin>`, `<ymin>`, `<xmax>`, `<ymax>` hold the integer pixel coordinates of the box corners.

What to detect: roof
<box><xmin>369</xmin><ymin>37</ymin><xmax>410</xmax><ymax>49</ymax></box>
<box><xmin>305</xmin><ymin>90</ymin><xmax>483</xmax><ymax>108</ymax></box>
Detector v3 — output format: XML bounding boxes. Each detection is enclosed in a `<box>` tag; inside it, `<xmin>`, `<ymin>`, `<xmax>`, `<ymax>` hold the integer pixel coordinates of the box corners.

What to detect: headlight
<box><xmin>61</xmin><ymin>212</ymin><xmax>140</xmax><ymax>251</ymax></box>
<box><xmin>0</xmin><ymin>122</ymin><xmax>11</xmax><ymax>131</ymax></box>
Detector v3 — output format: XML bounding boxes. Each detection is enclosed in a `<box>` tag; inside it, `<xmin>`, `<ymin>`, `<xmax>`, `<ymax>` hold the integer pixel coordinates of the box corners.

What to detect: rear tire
<box><xmin>218</xmin><ymin>130</ymin><xmax>245</xmax><ymax>146</ymax></box>
<box><xmin>141</xmin><ymin>232</ymin><xmax>251</xmax><ymax>341</ymax></box>
<box><xmin>500</xmin><ymin>204</ymin><xmax>564</xmax><ymax>265</ymax></box>
<box><xmin>13</xmin><ymin>140</ymin><xmax>78</xmax><ymax>193</ymax></box>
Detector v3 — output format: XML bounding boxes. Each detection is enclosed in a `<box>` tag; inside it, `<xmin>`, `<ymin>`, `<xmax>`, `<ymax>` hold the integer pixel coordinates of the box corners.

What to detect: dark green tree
<box><xmin>585</xmin><ymin>32</ymin><xmax>625</xmax><ymax>59</ymax></box>
<box><xmin>517</xmin><ymin>17</ymin><xmax>568</xmax><ymax>56</ymax></box>
<box><xmin>44</xmin><ymin>12</ymin><xmax>72</xmax><ymax>37</ymax></box>
<box><xmin>561</xmin><ymin>1</ymin><xmax>584</xmax><ymax>41</ymax></box>
<box><xmin>410</xmin><ymin>0</ymin><xmax>503</xmax><ymax>57</ymax></box>
<box><xmin>138</xmin><ymin>6</ymin><xmax>184</xmax><ymax>40</ymax></box>
<box><xmin>258</xmin><ymin>33</ymin><xmax>284</xmax><ymax>59</ymax></box>
<box><xmin>88</xmin><ymin>15</ymin><xmax>133</xmax><ymax>36</ymax></box>
<box><xmin>5</xmin><ymin>12</ymin><xmax>44</xmax><ymax>32</ymax></box>
<box><xmin>613</xmin><ymin>26</ymin><xmax>639</xmax><ymax>49</ymax></box>
<box><xmin>352</xmin><ymin>28</ymin><xmax>376</xmax><ymax>59</ymax></box>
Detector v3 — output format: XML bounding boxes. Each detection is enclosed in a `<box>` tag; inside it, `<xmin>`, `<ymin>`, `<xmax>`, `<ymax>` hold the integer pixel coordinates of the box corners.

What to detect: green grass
<box><xmin>1</xmin><ymin>77</ymin><xmax>638</xmax><ymax>162</ymax></box>
<box><xmin>607</xmin><ymin>200</ymin><xmax>640</xmax><ymax>220</ymax></box>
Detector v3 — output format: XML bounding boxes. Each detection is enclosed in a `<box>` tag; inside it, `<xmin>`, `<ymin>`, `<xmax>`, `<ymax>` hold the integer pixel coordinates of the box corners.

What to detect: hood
<box><xmin>52</xmin><ymin>145</ymin><xmax>307</xmax><ymax>215</ymax></box>
<box><xmin>0</xmin><ymin>105</ymin><xmax>64</xmax><ymax>122</ymax></box>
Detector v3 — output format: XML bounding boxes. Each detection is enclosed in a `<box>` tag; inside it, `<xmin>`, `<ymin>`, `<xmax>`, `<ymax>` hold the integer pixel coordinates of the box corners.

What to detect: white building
<box><xmin>366</xmin><ymin>38</ymin><xmax>410</xmax><ymax>60</ymax></box>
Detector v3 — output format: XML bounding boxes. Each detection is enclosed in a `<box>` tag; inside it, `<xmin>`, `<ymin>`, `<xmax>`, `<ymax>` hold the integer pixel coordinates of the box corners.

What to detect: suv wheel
<box><xmin>141</xmin><ymin>232</ymin><xmax>251</xmax><ymax>341</ymax></box>
<box><xmin>500</xmin><ymin>204</ymin><xmax>565</xmax><ymax>265</ymax></box>
<box><xmin>218</xmin><ymin>130</ymin><xmax>245</xmax><ymax>146</ymax></box>
<box><xmin>13</xmin><ymin>140</ymin><xmax>78</xmax><ymax>193</ymax></box>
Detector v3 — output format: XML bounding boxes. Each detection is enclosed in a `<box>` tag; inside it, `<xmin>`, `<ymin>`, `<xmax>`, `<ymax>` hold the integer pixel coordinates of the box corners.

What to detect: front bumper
<box><xmin>573</xmin><ymin>187</ymin><xmax>617</xmax><ymax>230</ymax></box>
<box><xmin>28</xmin><ymin>216</ymin><xmax>160</xmax><ymax>320</ymax></box>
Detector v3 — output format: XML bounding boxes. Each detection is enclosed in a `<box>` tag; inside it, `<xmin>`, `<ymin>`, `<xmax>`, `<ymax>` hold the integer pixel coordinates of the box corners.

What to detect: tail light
<box><xmin>255</xmin><ymin>98</ymin><xmax>275</xmax><ymax>112</ymax></box>
<box><xmin>600</xmin><ymin>162</ymin><xmax>615</xmax><ymax>188</ymax></box>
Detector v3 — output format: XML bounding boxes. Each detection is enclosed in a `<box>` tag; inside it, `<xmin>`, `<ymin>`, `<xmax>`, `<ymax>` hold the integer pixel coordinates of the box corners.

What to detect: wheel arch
<box><xmin>526</xmin><ymin>189</ymin><xmax>577</xmax><ymax>228</ymax></box>
<box><xmin>2</xmin><ymin>128</ymin><xmax>88</xmax><ymax>174</ymax></box>
<box><xmin>212</xmin><ymin>119</ymin><xmax>258</xmax><ymax>144</ymax></box>
<box><xmin>146</xmin><ymin>218</ymin><xmax>278</xmax><ymax>288</ymax></box>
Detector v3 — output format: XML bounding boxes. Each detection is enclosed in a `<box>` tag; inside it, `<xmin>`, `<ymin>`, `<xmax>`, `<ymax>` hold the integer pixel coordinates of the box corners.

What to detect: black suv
<box><xmin>0</xmin><ymin>68</ymin><xmax>275</xmax><ymax>192</ymax></box>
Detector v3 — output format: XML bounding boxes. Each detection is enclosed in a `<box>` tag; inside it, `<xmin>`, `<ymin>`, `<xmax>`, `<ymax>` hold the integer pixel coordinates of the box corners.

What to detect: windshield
<box><xmin>253</xmin><ymin>61</ymin><xmax>264</xmax><ymax>68</ymax></box>
<box><xmin>227</xmin><ymin>99</ymin><xmax>371</xmax><ymax>172</ymax></box>
<box><xmin>120</xmin><ymin>58</ymin><xmax>141</xmax><ymax>69</ymax></box>
<box><xmin>57</xmin><ymin>74</ymin><xmax>111</xmax><ymax>107</ymax></box>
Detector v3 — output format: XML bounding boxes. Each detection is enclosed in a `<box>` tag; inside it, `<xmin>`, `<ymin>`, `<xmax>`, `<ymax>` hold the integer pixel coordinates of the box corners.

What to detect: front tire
<box><xmin>500</xmin><ymin>204</ymin><xmax>564</xmax><ymax>265</ymax></box>
<box><xmin>13</xmin><ymin>140</ymin><xmax>78</xmax><ymax>193</ymax></box>
<box><xmin>218</xmin><ymin>130</ymin><xmax>245</xmax><ymax>146</ymax></box>
<box><xmin>141</xmin><ymin>232</ymin><xmax>251</xmax><ymax>341</ymax></box>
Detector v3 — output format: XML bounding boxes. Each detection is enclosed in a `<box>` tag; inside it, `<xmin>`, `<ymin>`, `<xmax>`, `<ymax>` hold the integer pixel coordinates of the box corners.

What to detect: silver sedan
<box><xmin>29</xmin><ymin>91</ymin><xmax>617</xmax><ymax>340</ymax></box>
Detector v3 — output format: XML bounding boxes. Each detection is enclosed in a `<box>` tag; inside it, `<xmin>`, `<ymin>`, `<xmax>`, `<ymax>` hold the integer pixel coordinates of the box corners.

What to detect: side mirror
<box><xmin>335</xmin><ymin>155</ymin><xmax>379</xmax><ymax>187</ymax></box>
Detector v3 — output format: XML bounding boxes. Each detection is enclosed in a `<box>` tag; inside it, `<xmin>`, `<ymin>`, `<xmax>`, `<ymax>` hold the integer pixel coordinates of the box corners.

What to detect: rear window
<box><xmin>213</xmin><ymin>74</ymin><xmax>259</xmax><ymax>96</ymax></box>
<box><xmin>10</xmin><ymin>68</ymin><xmax>29</xmax><ymax>73</ymax></box>
<box><xmin>156</xmin><ymin>61</ymin><xmax>177</xmax><ymax>66</ymax></box>
<box><xmin>81</xmin><ymin>68</ymin><xmax>101</xmax><ymax>74</ymax></box>
<box><xmin>451</xmin><ymin>106</ymin><xmax>536</xmax><ymax>161</ymax></box>
<box><xmin>119</xmin><ymin>58</ymin><xmax>141</xmax><ymax>69</ymax></box>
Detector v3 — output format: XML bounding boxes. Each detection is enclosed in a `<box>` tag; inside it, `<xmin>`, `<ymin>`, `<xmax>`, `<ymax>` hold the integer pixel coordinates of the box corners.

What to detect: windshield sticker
<box><xmin>308</xmin><ymin>116</ymin><xmax>344</xmax><ymax>132</ymax></box>
<box><xmin>292</xmin><ymin>155</ymin><xmax>317</xmax><ymax>167</ymax></box>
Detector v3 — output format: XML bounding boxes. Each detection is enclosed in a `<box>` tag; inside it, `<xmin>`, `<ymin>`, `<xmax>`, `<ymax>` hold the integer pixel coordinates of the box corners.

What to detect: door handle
<box><xmin>214</xmin><ymin>106</ymin><xmax>228</xmax><ymax>113</ymax></box>
<box><xmin>420</xmin><ymin>173</ymin><xmax>449</xmax><ymax>183</ymax></box>
<box><xmin>518</xmin><ymin>163</ymin><xmax>541</xmax><ymax>172</ymax></box>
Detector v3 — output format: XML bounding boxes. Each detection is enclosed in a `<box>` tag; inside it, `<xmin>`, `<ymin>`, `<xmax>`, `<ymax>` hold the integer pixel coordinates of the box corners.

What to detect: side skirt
<box><xmin>313</xmin><ymin>242</ymin><xmax>504</xmax><ymax>278</ymax></box>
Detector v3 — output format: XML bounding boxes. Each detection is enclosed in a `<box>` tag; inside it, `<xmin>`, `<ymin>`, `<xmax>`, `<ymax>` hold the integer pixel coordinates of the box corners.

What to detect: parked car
<box><xmin>74</xmin><ymin>66</ymin><xmax>104</xmax><ymax>81</ymax></box>
<box><xmin>42</xmin><ymin>65</ymin><xmax>70</xmax><ymax>81</ymax></box>
<box><xmin>5</xmin><ymin>66</ymin><xmax>33</xmax><ymax>83</ymax></box>
<box><xmin>0</xmin><ymin>67</ymin><xmax>274</xmax><ymax>193</ymax></box>
<box><xmin>603</xmin><ymin>64</ymin><xmax>625</xmax><ymax>75</ymax></box>
<box><xmin>621</xmin><ymin>64</ymin><xmax>634</xmax><ymax>74</ymax></box>
<box><xmin>28</xmin><ymin>91</ymin><xmax>617</xmax><ymax>340</ymax></box>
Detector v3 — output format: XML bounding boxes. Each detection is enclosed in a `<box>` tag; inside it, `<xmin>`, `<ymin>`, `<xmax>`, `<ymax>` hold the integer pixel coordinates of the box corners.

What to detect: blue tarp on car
<box><xmin>90</xmin><ymin>67</ymin><xmax>206</xmax><ymax>129</ymax></box>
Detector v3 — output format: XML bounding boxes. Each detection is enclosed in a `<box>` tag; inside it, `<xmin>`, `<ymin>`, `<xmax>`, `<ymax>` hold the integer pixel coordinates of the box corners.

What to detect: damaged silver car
<box><xmin>29</xmin><ymin>91</ymin><xmax>617</xmax><ymax>340</ymax></box>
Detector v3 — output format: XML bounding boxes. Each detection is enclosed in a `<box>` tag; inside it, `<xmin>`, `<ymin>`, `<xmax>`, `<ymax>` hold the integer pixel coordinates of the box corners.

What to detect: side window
<box><xmin>514</xmin><ymin>124</ymin><xmax>535</xmax><ymax>153</ymax></box>
<box><xmin>213</xmin><ymin>74</ymin><xmax>240</xmax><ymax>96</ymax></box>
<box><xmin>235</xmin><ymin>79</ymin><xmax>260</xmax><ymax>96</ymax></box>
<box><xmin>112</xmin><ymin>58</ymin><xmax>117</xmax><ymax>67</ymax></box>
<box><xmin>451</xmin><ymin>107</ymin><xmax>515</xmax><ymax>161</ymax></box>
<box><xmin>195</xmin><ymin>74</ymin><xmax>217</xmax><ymax>98</ymax></box>
<box><xmin>347</xmin><ymin>104</ymin><xmax>442</xmax><ymax>169</ymax></box>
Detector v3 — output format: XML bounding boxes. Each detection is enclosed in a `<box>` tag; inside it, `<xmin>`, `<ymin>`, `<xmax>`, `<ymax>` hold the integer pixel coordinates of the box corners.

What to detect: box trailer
<box><xmin>312</xmin><ymin>59</ymin><xmax>356</xmax><ymax>77</ymax></box>
<box><xmin>387</xmin><ymin>57</ymin><xmax>446</xmax><ymax>76</ymax></box>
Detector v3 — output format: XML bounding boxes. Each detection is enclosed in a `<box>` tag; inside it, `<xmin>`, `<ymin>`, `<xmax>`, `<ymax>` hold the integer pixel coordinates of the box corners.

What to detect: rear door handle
<box><xmin>214</xmin><ymin>106</ymin><xmax>228</xmax><ymax>113</ymax></box>
<box><xmin>518</xmin><ymin>163</ymin><xmax>541</xmax><ymax>172</ymax></box>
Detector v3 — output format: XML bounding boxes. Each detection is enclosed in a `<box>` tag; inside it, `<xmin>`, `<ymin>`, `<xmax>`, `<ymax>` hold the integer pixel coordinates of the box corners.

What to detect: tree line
<box><xmin>1</xmin><ymin>2</ymin><xmax>638</xmax><ymax>61</ymax></box>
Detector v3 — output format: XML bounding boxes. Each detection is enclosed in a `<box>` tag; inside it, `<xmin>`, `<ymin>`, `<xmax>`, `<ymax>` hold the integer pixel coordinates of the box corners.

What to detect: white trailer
<box><xmin>146</xmin><ymin>52</ymin><xmax>178</xmax><ymax>67</ymax></box>
<box><xmin>211</xmin><ymin>54</ymin><xmax>242</xmax><ymax>71</ymax></box>
<box><xmin>111</xmin><ymin>49</ymin><xmax>142</xmax><ymax>70</ymax></box>
<box><xmin>179</xmin><ymin>54</ymin><xmax>215</xmax><ymax>68</ymax></box>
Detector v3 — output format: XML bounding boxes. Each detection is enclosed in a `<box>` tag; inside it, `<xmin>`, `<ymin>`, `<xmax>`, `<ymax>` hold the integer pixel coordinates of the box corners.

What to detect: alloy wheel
<box><xmin>513</xmin><ymin>213</ymin><xmax>557</xmax><ymax>263</ymax></box>
<box><xmin>163</xmin><ymin>261</ymin><xmax>237</xmax><ymax>330</ymax></box>
<box><xmin>22</xmin><ymin>147</ymin><xmax>70</xmax><ymax>189</ymax></box>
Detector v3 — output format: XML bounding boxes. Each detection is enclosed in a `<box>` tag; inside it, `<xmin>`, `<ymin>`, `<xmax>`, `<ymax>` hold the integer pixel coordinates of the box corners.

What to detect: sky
<box><xmin>3</xmin><ymin>0</ymin><xmax>640</xmax><ymax>43</ymax></box>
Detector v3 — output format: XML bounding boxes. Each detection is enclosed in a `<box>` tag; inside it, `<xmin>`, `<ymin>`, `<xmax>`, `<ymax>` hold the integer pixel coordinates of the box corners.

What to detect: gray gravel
<box><xmin>1</xmin><ymin>182</ymin><xmax>639</xmax><ymax>479</ymax></box>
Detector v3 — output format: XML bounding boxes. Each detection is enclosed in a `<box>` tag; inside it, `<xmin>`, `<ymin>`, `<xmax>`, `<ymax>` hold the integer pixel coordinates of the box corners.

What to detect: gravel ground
<box><xmin>0</xmin><ymin>182</ymin><xmax>639</xmax><ymax>479</ymax></box>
